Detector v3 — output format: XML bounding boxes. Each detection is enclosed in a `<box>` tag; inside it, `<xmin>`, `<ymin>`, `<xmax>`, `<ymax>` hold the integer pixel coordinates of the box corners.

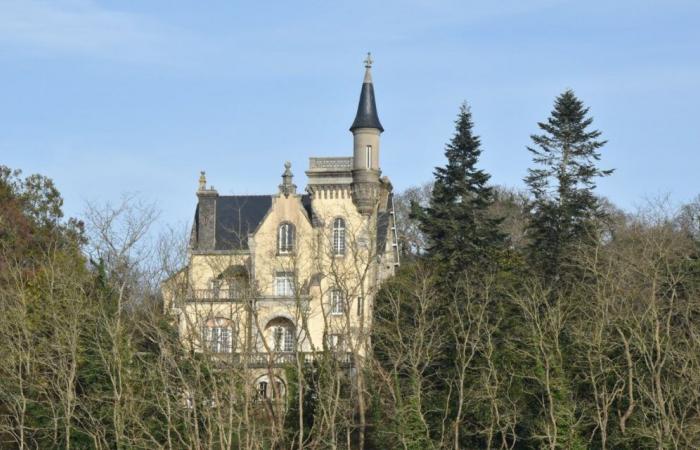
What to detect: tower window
<box><xmin>332</xmin><ymin>218</ymin><xmax>346</xmax><ymax>255</ymax></box>
<box><xmin>365</xmin><ymin>145</ymin><xmax>372</xmax><ymax>169</ymax></box>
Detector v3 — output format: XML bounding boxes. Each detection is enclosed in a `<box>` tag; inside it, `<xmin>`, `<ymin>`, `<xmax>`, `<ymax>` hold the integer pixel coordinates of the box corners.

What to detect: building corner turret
<box><xmin>351</xmin><ymin>53</ymin><xmax>383</xmax><ymax>215</ymax></box>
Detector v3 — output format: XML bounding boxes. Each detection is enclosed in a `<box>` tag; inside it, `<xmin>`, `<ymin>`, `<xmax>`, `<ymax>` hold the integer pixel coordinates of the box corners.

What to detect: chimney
<box><xmin>196</xmin><ymin>171</ymin><xmax>218</xmax><ymax>250</ymax></box>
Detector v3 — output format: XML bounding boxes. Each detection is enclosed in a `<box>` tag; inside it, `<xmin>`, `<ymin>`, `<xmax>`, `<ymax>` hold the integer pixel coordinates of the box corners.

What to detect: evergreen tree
<box><xmin>524</xmin><ymin>90</ymin><xmax>612</xmax><ymax>282</ymax></box>
<box><xmin>412</xmin><ymin>102</ymin><xmax>505</xmax><ymax>274</ymax></box>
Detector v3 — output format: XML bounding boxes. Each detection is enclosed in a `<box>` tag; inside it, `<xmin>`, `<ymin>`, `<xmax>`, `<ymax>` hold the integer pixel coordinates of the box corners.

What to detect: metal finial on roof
<box><xmin>350</xmin><ymin>53</ymin><xmax>383</xmax><ymax>132</ymax></box>
<box><xmin>364</xmin><ymin>52</ymin><xmax>373</xmax><ymax>69</ymax></box>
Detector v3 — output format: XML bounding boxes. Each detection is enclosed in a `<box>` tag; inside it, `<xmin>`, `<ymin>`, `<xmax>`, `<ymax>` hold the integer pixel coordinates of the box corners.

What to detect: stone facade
<box><xmin>161</xmin><ymin>59</ymin><xmax>399</xmax><ymax>400</ymax></box>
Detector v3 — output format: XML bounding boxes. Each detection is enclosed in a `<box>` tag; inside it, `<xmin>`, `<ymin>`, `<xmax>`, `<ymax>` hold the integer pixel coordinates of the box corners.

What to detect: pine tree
<box><xmin>524</xmin><ymin>90</ymin><xmax>612</xmax><ymax>282</ymax></box>
<box><xmin>412</xmin><ymin>102</ymin><xmax>505</xmax><ymax>274</ymax></box>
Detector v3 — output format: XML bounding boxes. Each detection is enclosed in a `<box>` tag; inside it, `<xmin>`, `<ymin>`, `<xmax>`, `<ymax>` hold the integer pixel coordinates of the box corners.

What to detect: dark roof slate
<box><xmin>300</xmin><ymin>194</ymin><xmax>313</xmax><ymax>220</ymax></box>
<box><xmin>350</xmin><ymin>81</ymin><xmax>383</xmax><ymax>132</ymax></box>
<box><xmin>215</xmin><ymin>195</ymin><xmax>272</xmax><ymax>250</ymax></box>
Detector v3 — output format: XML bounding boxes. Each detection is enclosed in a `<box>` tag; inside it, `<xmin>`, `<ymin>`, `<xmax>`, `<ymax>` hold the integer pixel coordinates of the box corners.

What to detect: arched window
<box><xmin>330</xmin><ymin>288</ymin><xmax>345</xmax><ymax>315</ymax></box>
<box><xmin>256</xmin><ymin>375</ymin><xmax>286</xmax><ymax>401</ymax></box>
<box><xmin>217</xmin><ymin>265</ymin><xmax>249</xmax><ymax>299</ymax></box>
<box><xmin>332</xmin><ymin>218</ymin><xmax>345</xmax><ymax>255</ymax></box>
<box><xmin>278</xmin><ymin>222</ymin><xmax>295</xmax><ymax>254</ymax></box>
<box><xmin>203</xmin><ymin>318</ymin><xmax>234</xmax><ymax>353</ymax></box>
<box><xmin>266</xmin><ymin>317</ymin><xmax>295</xmax><ymax>352</ymax></box>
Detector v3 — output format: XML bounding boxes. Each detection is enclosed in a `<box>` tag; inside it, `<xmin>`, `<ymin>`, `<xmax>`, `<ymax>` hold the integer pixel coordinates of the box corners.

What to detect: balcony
<box><xmin>187</xmin><ymin>289</ymin><xmax>312</xmax><ymax>306</ymax></box>
<box><xmin>189</xmin><ymin>288</ymin><xmax>251</xmax><ymax>302</ymax></box>
<box><xmin>210</xmin><ymin>351</ymin><xmax>354</xmax><ymax>368</ymax></box>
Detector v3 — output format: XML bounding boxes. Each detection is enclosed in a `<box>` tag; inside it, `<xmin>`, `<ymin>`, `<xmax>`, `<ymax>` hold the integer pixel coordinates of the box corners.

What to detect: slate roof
<box><xmin>350</xmin><ymin>76</ymin><xmax>383</xmax><ymax>132</ymax></box>
<box><xmin>191</xmin><ymin>195</ymin><xmax>270</xmax><ymax>251</ymax></box>
<box><xmin>193</xmin><ymin>192</ymin><xmax>393</xmax><ymax>255</ymax></box>
<box><xmin>194</xmin><ymin>194</ymin><xmax>317</xmax><ymax>251</ymax></box>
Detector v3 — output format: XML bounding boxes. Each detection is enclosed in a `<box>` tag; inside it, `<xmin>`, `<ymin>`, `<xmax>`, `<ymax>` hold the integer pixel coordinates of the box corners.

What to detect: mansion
<box><xmin>162</xmin><ymin>55</ymin><xmax>399</xmax><ymax>400</ymax></box>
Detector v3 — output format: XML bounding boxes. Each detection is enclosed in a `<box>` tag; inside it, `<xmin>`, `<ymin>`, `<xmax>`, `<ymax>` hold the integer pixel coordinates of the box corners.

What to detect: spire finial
<box><xmin>198</xmin><ymin>171</ymin><xmax>207</xmax><ymax>191</ymax></box>
<box><xmin>279</xmin><ymin>161</ymin><xmax>296</xmax><ymax>197</ymax></box>
<box><xmin>351</xmin><ymin>52</ymin><xmax>383</xmax><ymax>132</ymax></box>
<box><xmin>364</xmin><ymin>52</ymin><xmax>373</xmax><ymax>69</ymax></box>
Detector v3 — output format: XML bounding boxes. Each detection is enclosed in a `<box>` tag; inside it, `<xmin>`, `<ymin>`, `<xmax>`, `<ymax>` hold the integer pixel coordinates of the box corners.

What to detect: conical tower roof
<box><xmin>350</xmin><ymin>53</ymin><xmax>384</xmax><ymax>132</ymax></box>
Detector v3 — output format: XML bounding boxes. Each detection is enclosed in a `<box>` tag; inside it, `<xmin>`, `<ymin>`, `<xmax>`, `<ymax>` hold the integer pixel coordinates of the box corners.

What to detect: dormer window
<box><xmin>365</xmin><ymin>145</ymin><xmax>372</xmax><ymax>169</ymax></box>
<box><xmin>278</xmin><ymin>222</ymin><xmax>295</xmax><ymax>254</ymax></box>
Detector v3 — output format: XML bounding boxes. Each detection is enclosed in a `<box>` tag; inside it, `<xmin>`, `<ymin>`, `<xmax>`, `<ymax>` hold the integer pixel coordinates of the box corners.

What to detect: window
<box><xmin>325</xmin><ymin>333</ymin><xmax>343</xmax><ymax>351</ymax></box>
<box><xmin>332</xmin><ymin>218</ymin><xmax>346</xmax><ymax>255</ymax></box>
<box><xmin>365</xmin><ymin>145</ymin><xmax>372</xmax><ymax>169</ymax></box>
<box><xmin>330</xmin><ymin>288</ymin><xmax>345</xmax><ymax>315</ymax></box>
<box><xmin>272</xmin><ymin>323</ymin><xmax>294</xmax><ymax>352</ymax></box>
<box><xmin>357</xmin><ymin>296</ymin><xmax>364</xmax><ymax>316</ymax></box>
<box><xmin>215</xmin><ymin>265</ymin><xmax>249</xmax><ymax>299</ymax></box>
<box><xmin>257</xmin><ymin>376</ymin><xmax>285</xmax><ymax>401</ymax></box>
<box><xmin>275</xmin><ymin>272</ymin><xmax>295</xmax><ymax>297</ymax></box>
<box><xmin>226</xmin><ymin>276</ymin><xmax>247</xmax><ymax>299</ymax></box>
<box><xmin>278</xmin><ymin>222</ymin><xmax>295</xmax><ymax>254</ymax></box>
<box><xmin>203</xmin><ymin>318</ymin><xmax>233</xmax><ymax>353</ymax></box>
<box><xmin>258</xmin><ymin>381</ymin><xmax>268</xmax><ymax>399</ymax></box>
<box><xmin>209</xmin><ymin>278</ymin><xmax>222</xmax><ymax>298</ymax></box>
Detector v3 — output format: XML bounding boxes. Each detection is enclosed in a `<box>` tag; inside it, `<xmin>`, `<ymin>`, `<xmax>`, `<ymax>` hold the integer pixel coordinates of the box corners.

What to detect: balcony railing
<box><xmin>210</xmin><ymin>351</ymin><xmax>354</xmax><ymax>368</ymax></box>
<box><xmin>308</xmin><ymin>157</ymin><xmax>353</xmax><ymax>171</ymax></box>
<box><xmin>189</xmin><ymin>288</ymin><xmax>251</xmax><ymax>302</ymax></box>
<box><xmin>187</xmin><ymin>289</ymin><xmax>312</xmax><ymax>304</ymax></box>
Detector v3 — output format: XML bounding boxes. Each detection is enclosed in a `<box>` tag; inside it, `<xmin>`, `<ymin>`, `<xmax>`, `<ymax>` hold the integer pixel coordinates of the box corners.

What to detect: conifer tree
<box><xmin>524</xmin><ymin>90</ymin><xmax>612</xmax><ymax>282</ymax></box>
<box><xmin>412</xmin><ymin>102</ymin><xmax>505</xmax><ymax>274</ymax></box>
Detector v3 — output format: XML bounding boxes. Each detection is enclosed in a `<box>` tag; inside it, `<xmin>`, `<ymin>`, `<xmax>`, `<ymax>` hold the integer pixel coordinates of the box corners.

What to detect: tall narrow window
<box><xmin>357</xmin><ymin>296</ymin><xmax>364</xmax><ymax>316</ymax></box>
<box><xmin>258</xmin><ymin>381</ymin><xmax>268</xmax><ymax>399</ymax></box>
<box><xmin>330</xmin><ymin>288</ymin><xmax>345</xmax><ymax>315</ymax></box>
<box><xmin>365</xmin><ymin>145</ymin><xmax>372</xmax><ymax>169</ymax></box>
<box><xmin>209</xmin><ymin>278</ymin><xmax>221</xmax><ymax>298</ymax></box>
<box><xmin>275</xmin><ymin>272</ymin><xmax>295</xmax><ymax>297</ymax></box>
<box><xmin>278</xmin><ymin>222</ymin><xmax>295</xmax><ymax>254</ymax></box>
<box><xmin>332</xmin><ymin>218</ymin><xmax>346</xmax><ymax>256</ymax></box>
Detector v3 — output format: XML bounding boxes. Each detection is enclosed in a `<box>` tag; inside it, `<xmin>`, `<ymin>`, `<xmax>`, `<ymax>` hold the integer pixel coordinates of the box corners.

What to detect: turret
<box><xmin>351</xmin><ymin>53</ymin><xmax>383</xmax><ymax>215</ymax></box>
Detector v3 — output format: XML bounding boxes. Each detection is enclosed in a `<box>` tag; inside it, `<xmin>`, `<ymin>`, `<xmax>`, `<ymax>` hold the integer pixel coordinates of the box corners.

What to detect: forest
<box><xmin>1</xmin><ymin>90</ymin><xmax>699</xmax><ymax>449</ymax></box>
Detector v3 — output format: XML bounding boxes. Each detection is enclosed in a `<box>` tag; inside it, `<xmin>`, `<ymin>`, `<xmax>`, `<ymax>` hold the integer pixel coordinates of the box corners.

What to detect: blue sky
<box><xmin>1</xmin><ymin>0</ymin><xmax>699</xmax><ymax>229</ymax></box>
